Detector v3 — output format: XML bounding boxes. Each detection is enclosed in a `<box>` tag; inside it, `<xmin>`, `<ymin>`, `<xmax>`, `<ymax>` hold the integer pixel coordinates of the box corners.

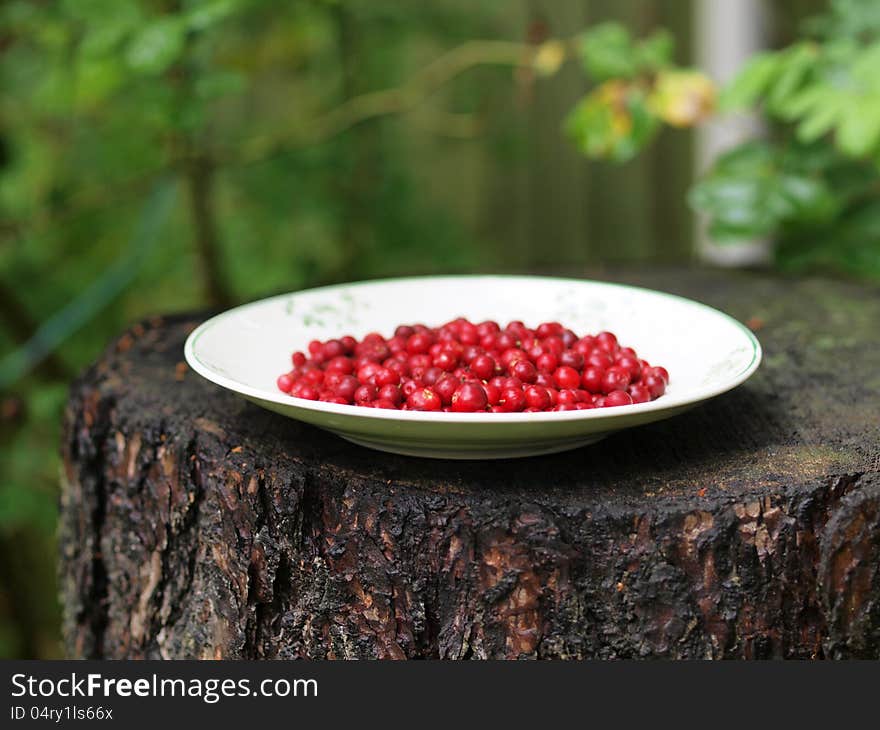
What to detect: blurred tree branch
<box><xmin>236</xmin><ymin>38</ymin><xmax>563</xmax><ymax>164</ymax></box>
<box><xmin>1</xmin><ymin>37</ymin><xmax>571</xmax><ymax>253</ymax></box>
<box><xmin>185</xmin><ymin>155</ymin><xmax>234</xmax><ymax>307</ymax></box>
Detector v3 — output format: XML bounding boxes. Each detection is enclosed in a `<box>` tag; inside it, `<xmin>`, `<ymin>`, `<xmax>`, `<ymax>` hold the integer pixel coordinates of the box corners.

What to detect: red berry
<box><xmin>586</xmin><ymin>350</ymin><xmax>613</xmax><ymax>369</ymax></box>
<box><xmin>604</xmin><ymin>390</ymin><xmax>633</xmax><ymax>407</ymax></box>
<box><xmin>451</xmin><ymin>382</ymin><xmax>488</xmax><ymax>412</ymax></box>
<box><xmin>433</xmin><ymin>375</ymin><xmax>459</xmax><ymax>405</ymax></box>
<box><xmin>498</xmin><ymin>386</ymin><xmax>526</xmax><ymax>412</ymax></box>
<box><xmin>406</xmin><ymin>332</ymin><xmax>433</xmax><ymax>355</ymax></box>
<box><xmin>279</xmin><ymin>321</ymin><xmax>666</xmax><ymax>413</ymax></box>
<box><xmin>401</xmin><ymin>379</ymin><xmax>419</xmax><ymax>397</ymax></box>
<box><xmin>553</xmin><ymin>366</ymin><xmax>581</xmax><ymax>390</ymax></box>
<box><xmin>601</xmin><ymin>366</ymin><xmax>631</xmax><ymax>394</ymax></box>
<box><xmin>615</xmin><ymin>355</ymin><xmax>641</xmax><ymax>381</ymax></box>
<box><xmin>559</xmin><ymin>350</ymin><xmax>584</xmax><ymax>370</ymax></box>
<box><xmin>535</xmin><ymin>351</ymin><xmax>558</xmax><ymax>373</ymax></box>
<box><xmin>322</xmin><ymin>339</ymin><xmax>345</xmax><ymax>359</ymax></box>
<box><xmin>596</xmin><ymin>331</ymin><xmax>618</xmax><ymax>353</ymax></box>
<box><xmin>523</xmin><ymin>385</ymin><xmax>551</xmax><ymax>410</ymax></box>
<box><xmin>645</xmin><ymin>366</ymin><xmax>670</xmax><ymax>384</ymax></box>
<box><xmin>378</xmin><ymin>383</ymin><xmax>402</xmax><ymax>405</ymax></box>
<box><xmin>407</xmin><ymin>388</ymin><xmax>442</xmax><ymax>411</ymax></box>
<box><xmin>470</xmin><ymin>354</ymin><xmax>497</xmax><ymax>380</ymax></box>
<box><xmin>628</xmin><ymin>384</ymin><xmax>651</xmax><ymax>404</ymax></box>
<box><xmin>642</xmin><ymin>374</ymin><xmax>666</xmax><ymax>398</ymax></box>
<box><xmin>335</xmin><ymin>375</ymin><xmax>359</xmax><ymax>401</ymax></box>
<box><xmin>354</xmin><ymin>384</ymin><xmax>377</xmax><ymax>404</ymax></box>
<box><xmin>557</xmin><ymin>389</ymin><xmax>579</xmax><ymax>406</ymax></box>
<box><xmin>511</xmin><ymin>359</ymin><xmax>538</xmax><ymax>384</ymax></box>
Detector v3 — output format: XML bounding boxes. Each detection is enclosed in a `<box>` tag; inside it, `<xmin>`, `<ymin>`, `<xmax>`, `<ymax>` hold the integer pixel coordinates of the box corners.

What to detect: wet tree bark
<box><xmin>59</xmin><ymin>269</ymin><xmax>880</xmax><ymax>659</ymax></box>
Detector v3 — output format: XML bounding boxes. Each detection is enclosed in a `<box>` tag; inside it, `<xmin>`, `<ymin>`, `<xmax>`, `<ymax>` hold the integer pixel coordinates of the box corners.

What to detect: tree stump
<box><xmin>59</xmin><ymin>269</ymin><xmax>880</xmax><ymax>659</ymax></box>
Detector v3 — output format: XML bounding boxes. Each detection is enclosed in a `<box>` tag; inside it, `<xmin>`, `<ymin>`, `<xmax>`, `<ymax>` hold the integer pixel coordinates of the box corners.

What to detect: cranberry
<box><xmin>354</xmin><ymin>384</ymin><xmax>377</xmax><ymax>404</ymax></box>
<box><xmin>536</xmin><ymin>322</ymin><xmax>561</xmax><ymax>338</ymax></box>
<box><xmin>406</xmin><ymin>332</ymin><xmax>433</xmax><ymax>355</ymax></box>
<box><xmin>451</xmin><ymin>382</ymin><xmax>488</xmax><ymax>412</ymax></box>
<box><xmin>559</xmin><ymin>350</ymin><xmax>584</xmax><ymax>370</ymax></box>
<box><xmin>496</xmin><ymin>332</ymin><xmax>517</xmax><ymax>351</ymax></box>
<box><xmin>604</xmin><ymin>390</ymin><xmax>633</xmax><ymax>407</ymax></box>
<box><xmin>280</xmin><ymin>320</ymin><xmax>667</xmax><ymax>414</ymax></box>
<box><xmin>557</xmin><ymin>389</ymin><xmax>579</xmax><ymax>406</ymax></box>
<box><xmin>628</xmin><ymin>384</ymin><xmax>651</xmax><ymax>404</ymax></box>
<box><xmin>586</xmin><ymin>350</ymin><xmax>613</xmax><ymax>369</ymax></box>
<box><xmin>581</xmin><ymin>366</ymin><xmax>604</xmax><ymax>393</ymax></box>
<box><xmin>470</xmin><ymin>354</ymin><xmax>497</xmax><ymax>380</ymax></box>
<box><xmin>596</xmin><ymin>331</ymin><xmax>618</xmax><ymax>353</ymax></box>
<box><xmin>645</xmin><ymin>366</ymin><xmax>670</xmax><ymax>384</ymax></box>
<box><xmin>378</xmin><ymin>383</ymin><xmax>402</xmax><ymax>405</ymax></box>
<box><xmin>335</xmin><ymin>375</ymin><xmax>359</xmax><ymax>401</ymax></box>
<box><xmin>422</xmin><ymin>367</ymin><xmax>443</xmax><ymax>386</ymax></box>
<box><xmin>407</xmin><ymin>388</ymin><xmax>442</xmax><ymax>411</ymax></box>
<box><xmin>553</xmin><ymin>366</ymin><xmax>581</xmax><ymax>390</ymax></box>
<box><xmin>511</xmin><ymin>359</ymin><xmax>538</xmax><ymax>384</ymax></box>
<box><xmin>523</xmin><ymin>385</ymin><xmax>551</xmax><ymax>410</ymax></box>
<box><xmin>642</xmin><ymin>374</ymin><xmax>666</xmax><ymax>398</ymax></box>
<box><xmin>543</xmin><ymin>336</ymin><xmax>564</xmax><ymax>355</ymax></box>
<box><xmin>401</xmin><ymin>380</ymin><xmax>419</xmax><ymax>397</ymax></box>
<box><xmin>615</xmin><ymin>355</ymin><xmax>641</xmax><ymax>381</ymax></box>
<box><xmin>433</xmin><ymin>375</ymin><xmax>459</xmax><ymax>405</ymax></box>
<box><xmin>325</xmin><ymin>356</ymin><xmax>354</xmax><ymax>374</ymax></box>
<box><xmin>322</xmin><ymin>339</ymin><xmax>345</xmax><ymax>359</ymax></box>
<box><xmin>535</xmin><ymin>372</ymin><xmax>554</xmax><ymax>389</ymax></box>
<box><xmin>535</xmin><ymin>351</ymin><xmax>559</xmax><ymax>373</ymax></box>
<box><xmin>601</xmin><ymin>366</ymin><xmax>631</xmax><ymax>394</ymax></box>
<box><xmin>498</xmin><ymin>386</ymin><xmax>526</xmax><ymax>412</ymax></box>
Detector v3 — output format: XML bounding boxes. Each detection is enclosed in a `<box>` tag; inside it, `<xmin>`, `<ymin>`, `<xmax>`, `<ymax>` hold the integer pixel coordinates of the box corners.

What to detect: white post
<box><xmin>694</xmin><ymin>0</ymin><xmax>770</xmax><ymax>265</ymax></box>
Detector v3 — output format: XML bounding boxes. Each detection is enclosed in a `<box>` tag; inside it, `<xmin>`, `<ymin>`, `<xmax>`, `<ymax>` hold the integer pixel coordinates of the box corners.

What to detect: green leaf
<box><xmin>195</xmin><ymin>70</ymin><xmax>246</xmax><ymax>100</ymax></box>
<box><xmin>836</xmin><ymin>96</ymin><xmax>880</xmax><ymax>156</ymax></box>
<box><xmin>719</xmin><ymin>52</ymin><xmax>780</xmax><ymax>111</ymax></box>
<box><xmin>635</xmin><ymin>28</ymin><xmax>674</xmax><ymax>70</ymax></box>
<box><xmin>577</xmin><ymin>23</ymin><xmax>638</xmax><ymax>81</ymax></box>
<box><xmin>185</xmin><ymin>0</ymin><xmax>241</xmax><ymax>32</ymax></box>
<box><xmin>565</xmin><ymin>83</ymin><xmax>660</xmax><ymax>162</ymax></box>
<box><xmin>126</xmin><ymin>17</ymin><xmax>186</xmax><ymax>75</ymax></box>
<box><xmin>765</xmin><ymin>43</ymin><xmax>818</xmax><ymax>114</ymax></box>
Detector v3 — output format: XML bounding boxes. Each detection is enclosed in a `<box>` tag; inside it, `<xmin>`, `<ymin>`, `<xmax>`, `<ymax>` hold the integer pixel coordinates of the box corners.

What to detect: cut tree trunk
<box><xmin>59</xmin><ymin>269</ymin><xmax>880</xmax><ymax>659</ymax></box>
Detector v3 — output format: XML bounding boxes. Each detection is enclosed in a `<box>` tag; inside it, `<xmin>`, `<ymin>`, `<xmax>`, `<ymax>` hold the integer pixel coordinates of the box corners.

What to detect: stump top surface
<box><xmin>91</xmin><ymin>268</ymin><xmax>878</xmax><ymax>512</ymax></box>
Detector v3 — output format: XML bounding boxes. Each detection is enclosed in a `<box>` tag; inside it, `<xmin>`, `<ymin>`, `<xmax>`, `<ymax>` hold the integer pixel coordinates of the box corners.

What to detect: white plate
<box><xmin>184</xmin><ymin>276</ymin><xmax>761</xmax><ymax>459</ymax></box>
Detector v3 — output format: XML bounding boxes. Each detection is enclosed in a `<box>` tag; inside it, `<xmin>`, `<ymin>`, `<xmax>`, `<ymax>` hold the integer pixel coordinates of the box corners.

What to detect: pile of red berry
<box><xmin>276</xmin><ymin>319</ymin><xmax>669</xmax><ymax>412</ymax></box>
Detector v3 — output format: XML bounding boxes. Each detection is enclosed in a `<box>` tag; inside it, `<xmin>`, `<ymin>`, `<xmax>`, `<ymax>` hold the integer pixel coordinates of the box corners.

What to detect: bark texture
<box><xmin>59</xmin><ymin>269</ymin><xmax>880</xmax><ymax>659</ymax></box>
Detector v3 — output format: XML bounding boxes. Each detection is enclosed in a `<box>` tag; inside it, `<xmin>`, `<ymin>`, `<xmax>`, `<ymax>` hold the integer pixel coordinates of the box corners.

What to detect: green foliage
<box><xmin>692</xmin><ymin>0</ymin><xmax>880</xmax><ymax>279</ymax></box>
<box><xmin>576</xmin><ymin>22</ymin><xmax>673</xmax><ymax>82</ymax></box>
<box><xmin>0</xmin><ymin>0</ymin><xmax>507</xmax><ymax>658</ymax></box>
<box><xmin>565</xmin><ymin>23</ymin><xmax>713</xmax><ymax>162</ymax></box>
<box><xmin>566</xmin><ymin>82</ymin><xmax>659</xmax><ymax>162</ymax></box>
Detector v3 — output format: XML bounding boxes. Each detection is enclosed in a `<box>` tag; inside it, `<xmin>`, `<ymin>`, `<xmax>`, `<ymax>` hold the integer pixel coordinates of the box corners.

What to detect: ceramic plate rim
<box><xmin>183</xmin><ymin>275</ymin><xmax>762</xmax><ymax>423</ymax></box>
